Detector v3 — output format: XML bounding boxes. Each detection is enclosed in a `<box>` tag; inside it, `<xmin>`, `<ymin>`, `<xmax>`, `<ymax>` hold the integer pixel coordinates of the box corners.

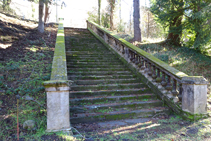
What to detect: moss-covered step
<box><xmin>70</xmin><ymin>83</ymin><xmax>146</xmax><ymax>91</ymax></box>
<box><xmin>66</xmin><ymin>58</ymin><xmax>118</xmax><ymax>62</ymax></box>
<box><xmin>73</xmin><ymin>78</ymin><xmax>141</xmax><ymax>85</ymax></box>
<box><xmin>66</xmin><ymin>51</ymin><xmax>114</xmax><ymax>55</ymax></box>
<box><xmin>70</xmin><ymin>94</ymin><xmax>156</xmax><ymax>105</ymax></box>
<box><xmin>67</xmin><ymin>58</ymin><xmax>120</xmax><ymax>62</ymax></box>
<box><xmin>70</xmin><ymin>100</ymin><xmax>163</xmax><ymax>114</ymax></box>
<box><xmin>67</xmin><ymin>61</ymin><xmax>123</xmax><ymax>65</ymax></box>
<box><xmin>67</xmin><ymin>64</ymin><xmax>125</xmax><ymax>68</ymax></box>
<box><xmin>70</xmin><ymin>107</ymin><xmax>170</xmax><ymax>124</ymax></box>
<box><xmin>67</xmin><ymin>71</ymin><xmax>132</xmax><ymax>76</ymax></box>
<box><xmin>68</xmin><ymin>74</ymin><xmax>138</xmax><ymax>80</ymax></box>
<box><xmin>68</xmin><ymin>68</ymin><xmax>129</xmax><ymax>72</ymax></box>
<box><xmin>66</xmin><ymin>54</ymin><xmax>116</xmax><ymax>58</ymax></box>
<box><xmin>69</xmin><ymin>88</ymin><xmax>151</xmax><ymax>98</ymax></box>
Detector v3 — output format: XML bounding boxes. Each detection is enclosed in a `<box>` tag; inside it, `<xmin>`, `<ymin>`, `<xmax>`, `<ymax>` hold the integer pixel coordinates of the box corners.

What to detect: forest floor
<box><xmin>1</xmin><ymin>12</ymin><xmax>211</xmax><ymax>141</ymax></box>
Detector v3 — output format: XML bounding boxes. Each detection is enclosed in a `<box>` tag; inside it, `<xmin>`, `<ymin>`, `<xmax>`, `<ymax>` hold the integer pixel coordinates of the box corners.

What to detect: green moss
<box><xmin>48</xmin><ymin>23</ymin><xmax>68</xmax><ymax>81</ymax></box>
<box><xmin>43</xmin><ymin>80</ymin><xmax>73</xmax><ymax>88</ymax></box>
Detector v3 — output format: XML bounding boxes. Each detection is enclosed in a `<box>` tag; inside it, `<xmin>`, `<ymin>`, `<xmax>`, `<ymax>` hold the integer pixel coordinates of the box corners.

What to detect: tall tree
<box><xmin>133</xmin><ymin>0</ymin><xmax>141</xmax><ymax>42</ymax></box>
<box><xmin>98</xmin><ymin>0</ymin><xmax>101</xmax><ymax>25</ymax></box>
<box><xmin>38</xmin><ymin>0</ymin><xmax>44</xmax><ymax>33</ymax></box>
<box><xmin>44</xmin><ymin>0</ymin><xmax>51</xmax><ymax>23</ymax></box>
<box><xmin>107</xmin><ymin>0</ymin><xmax>115</xmax><ymax>30</ymax></box>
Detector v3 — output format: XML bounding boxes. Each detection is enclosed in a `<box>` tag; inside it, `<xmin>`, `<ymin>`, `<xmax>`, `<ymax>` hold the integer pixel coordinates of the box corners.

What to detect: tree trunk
<box><xmin>133</xmin><ymin>0</ymin><xmax>141</xmax><ymax>42</ymax></box>
<box><xmin>44</xmin><ymin>2</ymin><xmax>50</xmax><ymax>24</ymax></box>
<box><xmin>38</xmin><ymin>0</ymin><xmax>44</xmax><ymax>33</ymax></box>
<box><xmin>110</xmin><ymin>0</ymin><xmax>114</xmax><ymax>30</ymax></box>
<box><xmin>167</xmin><ymin>15</ymin><xmax>182</xmax><ymax>46</ymax></box>
<box><xmin>119</xmin><ymin>0</ymin><xmax>121</xmax><ymax>23</ymax></box>
<box><xmin>98</xmin><ymin>0</ymin><xmax>101</xmax><ymax>25</ymax></box>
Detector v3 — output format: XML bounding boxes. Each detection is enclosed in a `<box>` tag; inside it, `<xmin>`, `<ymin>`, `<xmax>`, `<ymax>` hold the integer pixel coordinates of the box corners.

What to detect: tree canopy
<box><xmin>151</xmin><ymin>0</ymin><xmax>211</xmax><ymax>53</ymax></box>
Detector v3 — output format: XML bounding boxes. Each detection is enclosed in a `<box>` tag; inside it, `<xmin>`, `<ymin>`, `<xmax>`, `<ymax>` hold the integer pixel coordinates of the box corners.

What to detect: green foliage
<box><xmin>101</xmin><ymin>11</ymin><xmax>110</xmax><ymax>28</ymax></box>
<box><xmin>87</xmin><ymin>8</ymin><xmax>110</xmax><ymax>28</ymax></box>
<box><xmin>117</xmin><ymin>20</ymin><xmax>125</xmax><ymax>32</ymax></box>
<box><xmin>151</xmin><ymin>0</ymin><xmax>211</xmax><ymax>54</ymax></box>
<box><xmin>87</xmin><ymin>7</ymin><xmax>98</xmax><ymax>24</ymax></box>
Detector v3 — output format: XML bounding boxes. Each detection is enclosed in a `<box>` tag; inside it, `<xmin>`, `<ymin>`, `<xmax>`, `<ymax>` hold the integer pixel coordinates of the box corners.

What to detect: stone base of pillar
<box><xmin>43</xmin><ymin>80</ymin><xmax>73</xmax><ymax>133</ymax></box>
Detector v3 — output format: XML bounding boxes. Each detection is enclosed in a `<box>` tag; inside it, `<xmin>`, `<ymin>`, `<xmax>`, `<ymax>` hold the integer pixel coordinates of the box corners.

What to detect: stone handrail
<box><xmin>43</xmin><ymin>23</ymin><xmax>72</xmax><ymax>132</ymax></box>
<box><xmin>87</xmin><ymin>20</ymin><xmax>209</xmax><ymax>119</ymax></box>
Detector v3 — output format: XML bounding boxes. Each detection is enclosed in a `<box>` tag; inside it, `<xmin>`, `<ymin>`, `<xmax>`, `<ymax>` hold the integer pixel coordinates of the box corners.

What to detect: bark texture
<box><xmin>98</xmin><ymin>0</ymin><xmax>101</xmax><ymax>25</ymax></box>
<box><xmin>133</xmin><ymin>0</ymin><xmax>141</xmax><ymax>42</ymax></box>
<box><xmin>109</xmin><ymin>0</ymin><xmax>115</xmax><ymax>30</ymax></box>
<box><xmin>44</xmin><ymin>2</ymin><xmax>50</xmax><ymax>24</ymax></box>
<box><xmin>38</xmin><ymin>0</ymin><xmax>44</xmax><ymax>33</ymax></box>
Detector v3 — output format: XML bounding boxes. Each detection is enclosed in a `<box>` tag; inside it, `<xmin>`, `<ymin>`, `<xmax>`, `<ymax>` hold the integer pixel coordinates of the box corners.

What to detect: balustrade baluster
<box><xmin>130</xmin><ymin>51</ymin><xmax>133</xmax><ymax>61</ymax></box>
<box><xmin>156</xmin><ymin>68</ymin><xmax>162</xmax><ymax>83</ymax></box>
<box><xmin>178</xmin><ymin>83</ymin><xmax>182</xmax><ymax>101</ymax></box>
<box><xmin>166</xmin><ymin>75</ymin><xmax>172</xmax><ymax>91</ymax></box>
<box><xmin>172</xmin><ymin>79</ymin><xmax>179</xmax><ymax>96</ymax></box>
<box><xmin>140</xmin><ymin>57</ymin><xmax>145</xmax><ymax>70</ymax></box>
<box><xmin>122</xmin><ymin>45</ymin><xmax>125</xmax><ymax>54</ymax></box>
<box><xmin>148</xmin><ymin>62</ymin><xmax>152</xmax><ymax>76</ymax></box>
<box><xmin>161</xmin><ymin>71</ymin><xmax>167</xmax><ymax>87</ymax></box>
<box><xmin>144</xmin><ymin>60</ymin><xmax>148</xmax><ymax>74</ymax></box>
<box><xmin>152</xmin><ymin>65</ymin><xmax>157</xmax><ymax>79</ymax></box>
<box><xmin>132</xmin><ymin>53</ymin><xmax>136</xmax><ymax>63</ymax></box>
<box><xmin>135</xmin><ymin>54</ymin><xmax>139</xmax><ymax>65</ymax></box>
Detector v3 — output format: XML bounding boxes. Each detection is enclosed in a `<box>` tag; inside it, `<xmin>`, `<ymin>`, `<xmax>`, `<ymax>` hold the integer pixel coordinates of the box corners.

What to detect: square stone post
<box><xmin>181</xmin><ymin>77</ymin><xmax>209</xmax><ymax>114</ymax></box>
<box><xmin>43</xmin><ymin>80</ymin><xmax>72</xmax><ymax>132</ymax></box>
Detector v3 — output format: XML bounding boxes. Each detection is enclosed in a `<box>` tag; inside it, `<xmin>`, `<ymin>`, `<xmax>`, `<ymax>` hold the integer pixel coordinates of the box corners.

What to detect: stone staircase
<box><xmin>65</xmin><ymin>28</ymin><xmax>169</xmax><ymax>124</ymax></box>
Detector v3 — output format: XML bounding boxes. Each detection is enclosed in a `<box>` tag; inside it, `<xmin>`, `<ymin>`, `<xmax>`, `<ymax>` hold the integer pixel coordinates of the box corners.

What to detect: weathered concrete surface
<box><xmin>182</xmin><ymin>77</ymin><xmax>208</xmax><ymax>114</ymax></box>
<box><xmin>43</xmin><ymin>22</ymin><xmax>72</xmax><ymax>133</ymax></box>
<box><xmin>44</xmin><ymin>81</ymin><xmax>71</xmax><ymax>132</ymax></box>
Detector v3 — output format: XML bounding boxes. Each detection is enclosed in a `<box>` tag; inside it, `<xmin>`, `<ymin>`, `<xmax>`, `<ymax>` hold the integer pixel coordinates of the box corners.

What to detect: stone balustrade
<box><xmin>43</xmin><ymin>23</ymin><xmax>72</xmax><ymax>132</ymax></box>
<box><xmin>87</xmin><ymin>20</ymin><xmax>209</xmax><ymax>119</ymax></box>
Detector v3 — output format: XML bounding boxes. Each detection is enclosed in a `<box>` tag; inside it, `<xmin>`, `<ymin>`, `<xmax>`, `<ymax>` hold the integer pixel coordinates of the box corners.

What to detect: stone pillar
<box><xmin>181</xmin><ymin>77</ymin><xmax>208</xmax><ymax>114</ymax></box>
<box><xmin>43</xmin><ymin>80</ymin><xmax>72</xmax><ymax>132</ymax></box>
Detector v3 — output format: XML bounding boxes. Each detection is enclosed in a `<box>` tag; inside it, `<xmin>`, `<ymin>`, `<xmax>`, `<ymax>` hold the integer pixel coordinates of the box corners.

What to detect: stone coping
<box><xmin>87</xmin><ymin>20</ymin><xmax>188</xmax><ymax>80</ymax></box>
<box><xmin>50</xmin><ymin>23</ymin><xmax>68</xmax><ymax>81</ymax></box>
<box><xmin>43</xmin><ymin>80</ymin><xmax>73</xmax><ymax>88</ymax></box>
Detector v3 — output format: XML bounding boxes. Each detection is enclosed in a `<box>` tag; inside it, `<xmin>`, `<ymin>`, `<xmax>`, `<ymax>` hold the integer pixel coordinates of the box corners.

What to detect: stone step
<box><xmin>67</xmin><ymin>62</ymin><xmax>123</xmax><ymax>65</ymax></box>
<box><xmin>67</xmin><ymin>64</ymin><xmax>126</xmax><ymax>68</ymax></box>
<box><xmin>66</xmin><ymin>55</ymin><xmax>116</xmax><ymax>58</ymax></box>
<box><xmin>67</xmin><ymin>58</ymin><xmax>120</xmax><ymax>62</ymax></box>
<box><xmin>73</xmin><ymin>78</ymin><xmax>140</xmax><ymax>85</ymax></box>
<box><xmin>67</xmin><ymin>71</ymin><xmax>132</xmax><ymax>76</ymax></box>
<box><xmin>69</xmin><ymin>88</ymin><xmax>151</xmax><ymax>98</ymax></box>
<box><xmin>70</xmin><ymin>94</ymin><xmax>156</xmax><ymax>105</ymax></box>
<box><xmin>71</xmin><ymin>83</ymin><xmax>146</xmax><ymax>91</ymax></box>
<box><xmin>65</xmin><ymin>29</ymin><xmax>169</xmax><ymax>124</ymax></box>
<box><xmin>68</xmin><ymin>74</ymin><xmax>137</xmax><ymax>80</ymax></box>
<box><xmin>66</xmin><ymin>51</ymin><xmax>114</xmax><ymax>55</ymax></box>
<box><xmin>68</xmin><ymin>68</ymin><xmax>129</xmax><ymax>72</ymax></box>
<box><xmin>70</xmin><ymin>100</ymin><xmax>163</xmax><ymax>113</ymax></box>
<box><xmin>69</xmin><ymin>49</ymin><xmax>109</xmax><ymax>52</ymax></box>
<box><xmin>70</xmin><ymin>107</ymin><xmax>169</xmax><ymax>124</ymax></box>
<box><xmin>67</xmin><ymin>59</ymin><xmax>120</xmax><ymax>63</ymax></box>
<box><xmin>66</xmin><ymin>45</ymin><xmax>107</xmax><ymax>49</ymax></box>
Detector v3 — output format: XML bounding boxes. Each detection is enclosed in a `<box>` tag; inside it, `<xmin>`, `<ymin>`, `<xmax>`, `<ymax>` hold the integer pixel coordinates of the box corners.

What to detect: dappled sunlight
<box><xmin>99</xmin><ymin>121</ymin><xmax>161</xmax><ymax>135</ymax></box>
<box><xmin>0</xmin><ymin>43</ymin><xmax>12</xmax><ymax>49</ymax></box>
<box><xmin>25</xmin><ymin>47</ymin><xmax>38</xmax><ymax>52</ymax></box>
